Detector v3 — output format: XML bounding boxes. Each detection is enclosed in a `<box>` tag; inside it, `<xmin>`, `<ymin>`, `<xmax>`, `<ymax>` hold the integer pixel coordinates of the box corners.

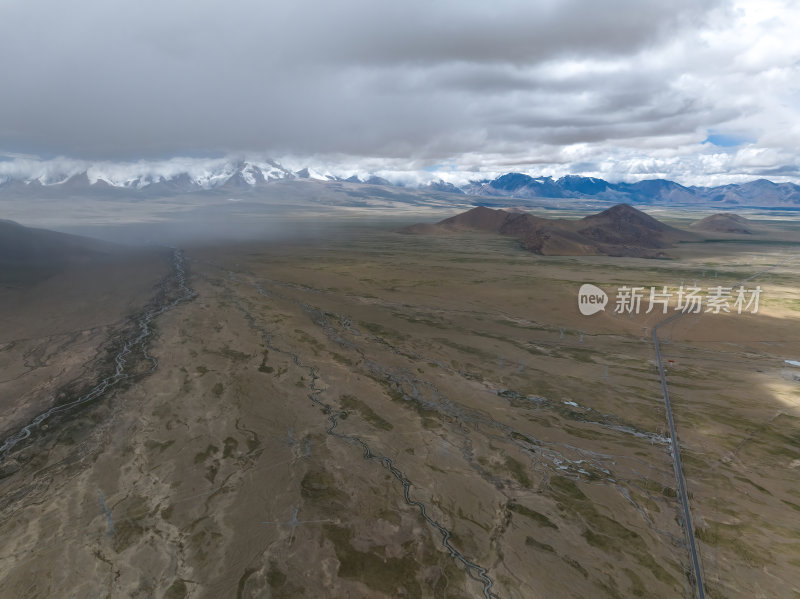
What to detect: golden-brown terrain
<box><xmin>0</xmin><ymin>217</ymin><xmax>798</xmax><ymax>598</ymax></box>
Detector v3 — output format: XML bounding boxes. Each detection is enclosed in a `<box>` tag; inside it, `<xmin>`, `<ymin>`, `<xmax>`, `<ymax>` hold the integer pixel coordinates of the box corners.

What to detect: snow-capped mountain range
<box><xmin>0</xmin><ymin>159</ymin><xmax>299</xmax><ymax>191</ymax></box>
<box><xmin>1</xmin><ymin>159</ymin><xmax>799</xmax><ymax>206</ymax></box>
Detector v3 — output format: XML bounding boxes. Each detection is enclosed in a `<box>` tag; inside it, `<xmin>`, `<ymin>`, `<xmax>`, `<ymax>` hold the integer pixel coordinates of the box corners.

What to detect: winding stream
<box><xmin>0</xmin><ymin>248</ymin><xmax>195</xmax><ymax>463</ymax></box>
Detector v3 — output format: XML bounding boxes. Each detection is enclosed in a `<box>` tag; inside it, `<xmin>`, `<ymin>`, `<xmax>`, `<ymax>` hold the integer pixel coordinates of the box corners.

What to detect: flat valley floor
<box><xmin>1</xmin><ymin>226</ymin><xmax>799</xmax><ymax>598</ymax></box>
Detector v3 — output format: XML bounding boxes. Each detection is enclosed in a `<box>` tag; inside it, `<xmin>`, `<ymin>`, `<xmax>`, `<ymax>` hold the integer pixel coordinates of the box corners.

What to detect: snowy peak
<box><xmin>421</xmin><ymin>180</ymin><xmax>465</xmax><ymax>194</ymax></box>
<box><xmin>294</xmin><ymin>167</ymin><xmax>331</xmax><ymax>181</ymax></box>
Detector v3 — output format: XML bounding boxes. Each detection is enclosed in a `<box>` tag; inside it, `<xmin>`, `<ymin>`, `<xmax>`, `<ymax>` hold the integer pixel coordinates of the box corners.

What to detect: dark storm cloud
<box><xmin>278</xmin><ymin>0</ymin><xmax>716</xmax><ymax>66</ymax></box>
<box><xmin>0</xmin><ymin>0</ymin><xmax>798</xmax><ymax>186</ymax></box>
<box><xmin>0</xmin><ymin>0</ymin><xmax>722</xmax><ymax>160</ymax></box>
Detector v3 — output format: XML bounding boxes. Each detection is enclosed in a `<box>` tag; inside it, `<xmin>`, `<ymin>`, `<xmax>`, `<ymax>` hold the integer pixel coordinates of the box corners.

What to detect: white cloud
<box><xmin>0</xmin><ymin>0</ymin><xmax>797</xmax><ymax>185</ymax></box>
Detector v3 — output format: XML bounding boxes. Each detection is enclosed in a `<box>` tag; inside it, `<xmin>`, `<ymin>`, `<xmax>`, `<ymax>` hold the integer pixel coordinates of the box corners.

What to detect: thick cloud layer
<box><xmin>0</xmin><ymin>0</ymin><xmax>798</xmax><ymax>184</ymax></box>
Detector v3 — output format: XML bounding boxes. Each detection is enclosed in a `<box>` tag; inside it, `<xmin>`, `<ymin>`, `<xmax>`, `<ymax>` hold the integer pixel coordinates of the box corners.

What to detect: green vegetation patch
<box><xmin>504</xmin><ymin>456</ymin><xmax>532</xmax><ymax>487</ymax></box>
<box><xmin>112</xmin><ymin>518</ymin><xmax>145</xmax><ymax>553</ymax></box>
<box><xmin>525</xmin><ymin>536</ymin><xmax>555</xmax><ymax>552</ymax></box>
<box><xmin>390</xmin><ymin>311</ymin><xmax>448</xmax><ymax>329</ymax></box>
<box><xmin>340</xmin><ymin>394</ymin><xmax>393</xmax><ymax>431</ymax></box>
<box><xmin>300</xmin><ymin>467</ymin><xmax>347</xmax><ymax>506</ymax></box>
<box><xmin>563</xmin><ymin>556</ymin><xmax>588</xmax><ymax>578</ymax></box>
<box><xmin>733</xmin><ymin>474</ymin><xmax>771</xmax><ymax>495</ymax></box>
<box><xmin>548</xmin><ymin>475</ymin><xmax>679</xmax><ymax>588</ymax></box>
<box><xmin>163</xmin><ymin>579</ymin><xmax>188</xmax><ymax>599</ymax></box>
<box><xmin>359</xmin><ymin>321</ymin><xmax>408</xmax><ymax>342</ymax></box>
<box><xmin>330</xmin><ymin>351</ymin><xmax>353</xmax><ymax>366</ymax></box>
<box><xmin>258</xmin><ymin>349</ymin><xmax>273</xmax><ymax>373</ymax></box>
<box><xmin>323</xmin><ymin>524</ymin><xmax>422</xmax><ymax>596</ymax></box>
<box><xmin>623</xmin><ymin>568</ymin><xmax>647</xmax><ymax>597</ymax></box>
<box><xmin>561</xmin><ymin>347</ymin><xmax>596</xmax><ymax>363</ymax></box>
<box><xmin>433</xmin><ymin>337</ymin><xmax>495</xmax><ymax>360</ymax></box>
<box><xmin>695</xmin><ymin>520</ymin><xmax>771</xmax><ymax>567</ymax></box>
<box><xmin>294</xmin><ymin>328</ymin><xmax>324</xmax><ymax>353</ymax></box>
<box><xmin>376</xmin><ymin>378</ymin><xmax>441</xmax><ymax>429</ymax></box>
<box><xmin>223</xmin><ymin>436</ymin><xmax>238</xmax><ymax>458</ymax></box>
<box><xmin>263</xmin><ymin>560</ymin><xmax>305</xmax><ymax>598</ymax></box>
<box><xmin>144</xmin><ymin>439</ymin><xmax>175</xmax><ymax>453</ymax></box>
<box><xmin>510</xmin><ymin>502</ymin><xmax>557</xmax><ymax>529</ymax></box>
<box><xmin>549</xmin><ymin>475</ymin><xmax>587</xmax><ymax>501</ymax></box>
<box><xmin>235</xmin><ymin>567</ymin><xmax>256</xmax><ymax>599</ymax></box>
<box><xmin>205</xmin><ymin>346</ymin><xmax>252</xmax><ymax>362</ymax></box>
<box><xmin>781</xmin><ymin>499</ymin><xmax>800</xmax><ymax>512</ymax></box>
<box><xmin>194</xmin><ymin>444</ymin><xmax>219</xmax><ymax>464</ymax></box>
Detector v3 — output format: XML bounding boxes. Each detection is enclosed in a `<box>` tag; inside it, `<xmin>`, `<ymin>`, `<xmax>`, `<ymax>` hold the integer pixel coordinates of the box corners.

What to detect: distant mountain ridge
<box><xmin>460</xmin><ymin>173</ymin><xmax>800</xmax><ymax>206</ymax></box>
<box><xmin>1</xmin><ymin>161</ymin><xmax>799</xmax><ymax>206</ymax></box>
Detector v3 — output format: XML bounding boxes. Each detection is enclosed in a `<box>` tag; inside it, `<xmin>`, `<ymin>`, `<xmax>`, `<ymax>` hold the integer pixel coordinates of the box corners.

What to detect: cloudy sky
<box><xmin>1</xmin><ymin>0</ymin><xmax>798</xmax><ymax>185</ymax></box>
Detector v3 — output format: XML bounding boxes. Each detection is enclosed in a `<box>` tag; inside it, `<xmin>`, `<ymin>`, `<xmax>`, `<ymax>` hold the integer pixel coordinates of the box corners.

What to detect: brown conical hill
<box><xmin>436</xmin><ymin>206</ymin><xmax>514</xmax><ymax>231</ymax></box>
<box><xmin>401</xmin><ymin>203</ymin><xmax>696</xmax><ymax>258</ymax></box>
<box><xmin>690</xmin><ymin>213</ymin><xmax>753</xmax><ymax>234</ymax></box>
<box><xmin>571</xmin><ymin>204</ymin><xmax>683</xmax><ymax>248</ymax></box>
<box><xmin>497</xmin><ymin>213</ymin><xmax>592</xmax><ymax>255</ymax></box>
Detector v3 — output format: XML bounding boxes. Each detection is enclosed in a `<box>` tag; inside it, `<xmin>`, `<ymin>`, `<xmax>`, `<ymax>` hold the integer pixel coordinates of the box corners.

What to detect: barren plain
<box><xmin>0</xmin><ymin>216</ymin><xmax>799</xmax><ymax>598</ymax></box>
